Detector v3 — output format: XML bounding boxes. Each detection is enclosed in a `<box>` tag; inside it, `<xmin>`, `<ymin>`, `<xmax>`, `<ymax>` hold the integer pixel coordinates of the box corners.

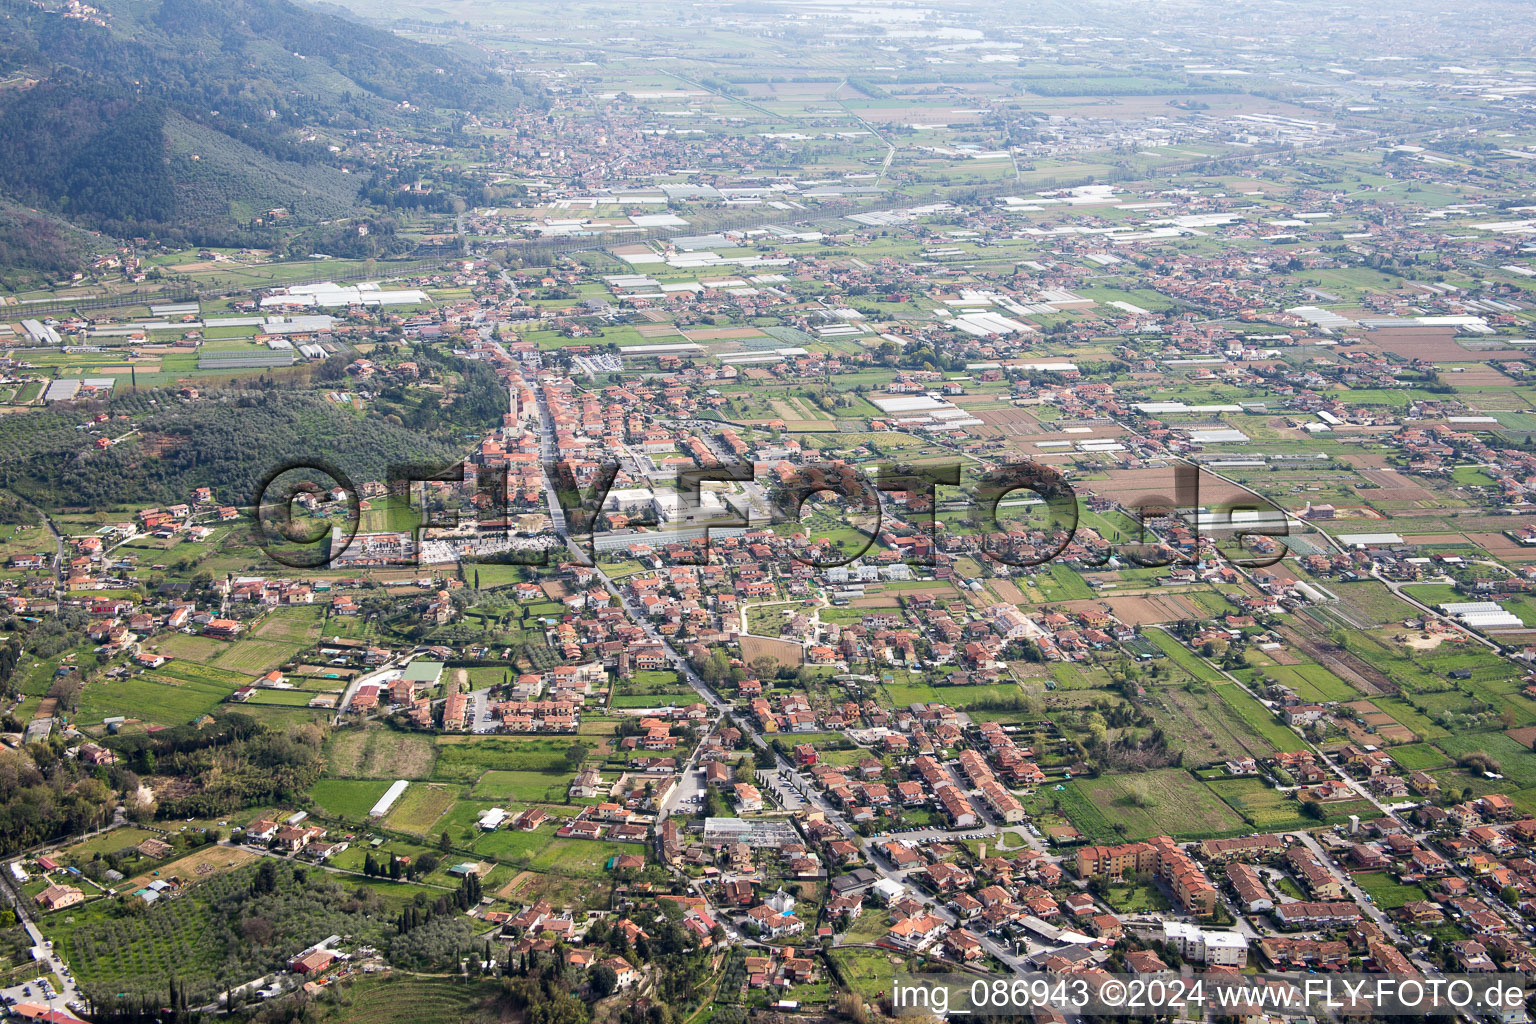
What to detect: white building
<box><xmin>1162</xmin><ymin>921</ymin><xmax>1248</xmax><ymax>967</ymax></box>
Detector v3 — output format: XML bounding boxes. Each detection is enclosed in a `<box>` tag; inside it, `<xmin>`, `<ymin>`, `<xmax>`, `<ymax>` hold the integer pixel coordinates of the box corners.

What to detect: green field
<box><xmin>472</xmin><ymin>823</ymin><xmax>563</xmax><ymax>862</ymax></box>
<box><xmin>1375</xmin><ymin>696</ymin><xmax>1449</xmax><ymax>741</ymax></box>
<box><xmin>384</xmin><ymin>783</ymin><xmax>458</xmax><ymax>833</ymax></box>
<box><xmin>56</xmin><ymin>827</ymin><xmax>164</xmax><ymax>865</ymax></box>
<box><xmin>829</xmin><ymin>947</ymin><xmax>912</xmax><ymax>1002</ymax></box>
<box><xmin>1325</xmin><ymin>580</ymin><xmax>1418</xmax><ymax>627</ymax></box>
<box><xmin>210</xmin><ymin>638</ymin><xmax>305</xmax><ymax>674</ymax></box>
<box><xmin>309</xmin><ymin>779</ymin><xmax>393</xmax><ymax>819</ymax></box>
<box><xmin>431</xmin><ymin>736</ymin><xmax>576</xmax><ymax>780</ymax></box>
<box><xmin>326</xmin><ymin>727</ymin><xmax>438</xmax><ymax>780</ymax></box>
<box><xmin>1214</xmin><ymin>683</ymin><xmax>1308</xmax><ymax>752</ymax></box>
<box><xmin>1048</xmin><ymin>564</ymin><xmax>1094</xmax><ymax>600</ymax></box>
<box><xmin>1384</xmin><ymin>743</ymin><xmax>1450</xmax><ymax>772</ymax></box>
<box><xmin>1433</xmin><ymin>732</ymin><xmax>1536</xmax><ymax>788</ymax></box>
<box><xmin>76</xmin><ymin>672</ymin><xmax>234</xmax><ymax>726</ymax></box>
<box><xmin>316</xmin><ymin>977</ymin><xmax>500</xmax><ymax>1024</ymax></box>
<box><xmin>241</xmin><ymin>689</ymin><xmax>321</xmax><ymax>706</ymax></box>
<box><xmin>526</xmin><ymin>837</ymin><xmax>633</xmax><ymax>874</ymax></box>
<box><xmin>1047</xmin><ymin>768</ymin><xmax>1247</xmax><ymax>841</ymax></box>
<box><xmin>1257</xmin><ymin>663</ymin><xmax>1359</xmax><ymax>703</ymax></box>
<box><xmin>1102</xmin><ymin>879</ymin><xmax>1172</xmax><ymax>914</ymax></box>
<box><xmin>251</xmin><ymin>606</ymin><xmax>326</xmax><ymax>643</ymax></box>
<box><xmin>610</xmin><ymin>693</ymin><xmax>696</xmax><ymax>708</ymax></box>
<box><xmin>469</xmin><ymin>769</ymin><xmax>571</xmax><ymax>803</ymax></box>
<box><xmin>1205</xmin><ymin>777</ymin><xmax>1314</xmax><ymax>830</ymax></box>
<box><xmin>1145</xmin><ymin>630</ymin><xmax>1227</xmax><ymax>684</ymax></box>
<box><xmin>882</xmin><ymin>681</ymin><xmax>1022</xmax><ymax>707</ymax></box>
<box><xmin>1351</xmin><ymin>871</ymin><xmax>1428</xmax><ymax>910</ymax></box>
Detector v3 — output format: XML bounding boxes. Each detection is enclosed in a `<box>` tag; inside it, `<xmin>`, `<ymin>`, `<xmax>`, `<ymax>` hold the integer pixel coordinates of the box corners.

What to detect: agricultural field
<box><xmin>1144</xmin><ymin>630</ymin><xmax>1227</xmax><ymax>684</ymax></box>
<box><xmin>150</xmin><ymin>635</ymin><xmax>230</xmax><ymax>667</ymax></box>
<box><xmin>75</xmin><ymin>671</ymin><xmax>235</xmax><ymax>726</ymax></box>
<box><xmin>1253</xmin><ymin>663</ymin><xmax>1358</xmax><ymax>703</ymax></box>
<box><xmin>315</xmin><ymin>977</ymin><xmax>501</xmax><ymax>1024</ymax></box>
<box><xmin>121</xmin><ymin>844</ymin><xmax>261</xmax><ymax>893</ymax></box>
<box><xmin>1214</xmin><ymin>683</ymin><xmax>1309</xmax><ymax>752</ymax></box>
<box><xmin>1044</xmin><ymin>768</ymin><xmax>1247</xmax><ymax>842</ymax></box>
<box><xmin>43</xmin><ymin>863</ymin><xmax>396</xmax><ymax>1004</ymax></box>
<box><xmin>469</xmin><ymin>770</ymin><xmax>573</xmax><ymax>803</ymax></box>
<box><xmin>210</xmin><ymin>639</ymin><xmax>305</xmax><ymax>674</ymax></box>
<box><xmin>1327</xmin><ymin>581</ymin><xmax>1418</xmax><ymax>627</ymax></box>
<box><xmin>1145</xmin><ymin>681</ymin><xmax>1281</xmax><ymax>763</ymax></box>
<box><xmin>1383</xmin><ymin>743</ymin><xmax>1450</xmax><ymax>771</ymax></box>
<box><xmin>252</xmin><ymin>606</ymin><xmax>326</xmax><ymax>644</ymax></box>
<box><xmin>1205</xmin><ymin>777</ymin><xmax>1314</xmax><ymax>831</ymax></box>
<box><xmin>384</xmin><ymin>783</ymin><xmax>460</xmax><ymax>833</ymax></box>
<box><xmin>1433</xmin><ymin>732</ymin><xmax>1536</xmax><ymax>788</ymax></box>
<box><xmin>309</xmin><ymin>779</ymin><xmax>395</xmax><ymax>819</ymax></box>
<box><xmin>326</xmin><ymin>727</ymin><xmax>438</xmax><ymax>780</ymax></box>
<box><xmin>432</xmin><ymin>736</ymin><xmax>581</xmax><ymax>781</ymax></box>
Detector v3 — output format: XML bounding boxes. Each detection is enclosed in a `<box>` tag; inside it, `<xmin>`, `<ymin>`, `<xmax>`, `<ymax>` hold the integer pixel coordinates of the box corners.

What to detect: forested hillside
<box><xmin>0</xmin><ymin>391</ymin><xmax>472</xmax><ymax>510</ymax></box>
<box><xmin>0</xmin><ymin>200</ymin><xmax>99</xmax><ymax>289</ymax></box>
<box><xmin>0</xmin><ymin>0</ymin><xmax>535</xmax><ymax>263</ymax></box>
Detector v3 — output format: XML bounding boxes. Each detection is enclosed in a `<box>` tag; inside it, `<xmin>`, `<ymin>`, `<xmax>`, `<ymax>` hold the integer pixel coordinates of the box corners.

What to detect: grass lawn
<box><xmin>1102</xmin><ymin>880</ymin><xmax>1171</xmax><ymax>914</ymax></box>
<box><xmin>830</xmin><ymin>946</ymin><xmax>913</xmax><ymax>1002</ymax></box>
<box><xmin>1351</xmin><ymin>871</ymin><xmax>1428</xmax><ymax>910</ymax></box>
<box><xmin>1273</xmin><ymin>874</ymin><xmax>1305</xmax><ymax>900</ymax></box>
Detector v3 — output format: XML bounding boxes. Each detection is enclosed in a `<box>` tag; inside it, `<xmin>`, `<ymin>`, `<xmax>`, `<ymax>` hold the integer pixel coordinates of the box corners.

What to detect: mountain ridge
<box><xmin>0</xmin><ymin>0</ymin><xmax>535</xmax><ymax>271</ymax></box>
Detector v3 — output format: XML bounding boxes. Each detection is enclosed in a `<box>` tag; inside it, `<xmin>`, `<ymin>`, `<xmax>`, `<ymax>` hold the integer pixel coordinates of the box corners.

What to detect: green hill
<box><xmin>0</xmin><ymin>0</ymin><xmax>536</xmax><ymax>265</ymax></box>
